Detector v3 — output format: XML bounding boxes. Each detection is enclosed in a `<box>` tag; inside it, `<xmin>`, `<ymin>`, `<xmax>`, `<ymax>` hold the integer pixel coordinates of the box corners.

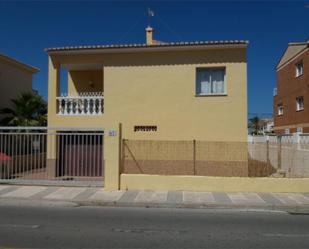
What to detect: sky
<box><xmin>0</xmin><ymin>0</ymin><xmax>308</xmax><ymax>118</ymax></box>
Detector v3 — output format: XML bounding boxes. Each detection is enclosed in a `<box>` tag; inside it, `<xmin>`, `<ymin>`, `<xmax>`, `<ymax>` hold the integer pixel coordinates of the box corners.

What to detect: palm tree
<box><xmin>249</xmin><ymin>116</ymin><xmax>261</xmax><ymax>135</ymax></box>
<box><xmin>0</xmin><ymin>92</ymin><xmax>47</xmax><ymax>126</ymax></box>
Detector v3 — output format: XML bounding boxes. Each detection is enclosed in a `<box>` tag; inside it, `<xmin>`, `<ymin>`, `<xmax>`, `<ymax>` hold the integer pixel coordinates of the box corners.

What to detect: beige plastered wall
<box><xmin>121</xmin><ymin>174</ymin><xmax>309</xmax><ymax>193</ymax></box>
<box><xmin>48</xmin><ymin>48</ymin><xmax>247</xmax><ymax>142</ymax></box>
<box><xmin>0</xmin><ymin>60</ymin><xmax>33</xmax><ymax>111</ymax></box>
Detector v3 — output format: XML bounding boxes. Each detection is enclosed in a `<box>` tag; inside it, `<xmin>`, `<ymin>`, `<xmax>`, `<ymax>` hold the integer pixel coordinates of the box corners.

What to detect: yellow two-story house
<box><xmin>46</xmin><ymin>27</ymin><xmax>248</xmax><ymax>188</ymax></box>
<box><xmin>47</xmin><ymin>27</ymin><xmax>248</xmax><ymax>141</ymax></box>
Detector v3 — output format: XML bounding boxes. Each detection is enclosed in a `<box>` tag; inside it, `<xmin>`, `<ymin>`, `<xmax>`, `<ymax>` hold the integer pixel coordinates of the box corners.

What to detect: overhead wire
<box><xmin>117</xmin><ymin>12</ymin><xmax>146</xmax><ymax>44</ymax></box>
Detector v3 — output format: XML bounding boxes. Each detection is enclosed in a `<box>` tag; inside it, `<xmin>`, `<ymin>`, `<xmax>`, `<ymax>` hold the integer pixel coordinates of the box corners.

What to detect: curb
<box><xmin>1</xmin><ymin>197</ymin><xmax>309</xmax><ymax>213</ymax></box>
<box><xmin>76</xmin><ymin>200</ymin><xmax>309</xmax><ymax>213</ymax></box>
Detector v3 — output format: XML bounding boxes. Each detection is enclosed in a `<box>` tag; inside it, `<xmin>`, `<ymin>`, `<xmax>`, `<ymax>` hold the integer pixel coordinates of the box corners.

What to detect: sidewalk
<box><xmin>0</xmin><ymin>184</ymin><xmax>309</xmax><ymax>212</ymax></box>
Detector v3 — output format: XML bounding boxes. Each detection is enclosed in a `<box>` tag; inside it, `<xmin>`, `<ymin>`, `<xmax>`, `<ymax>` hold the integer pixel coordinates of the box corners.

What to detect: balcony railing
<box><xmin>56</xmin><ymin>92</ymin><xmax>103</xmax><ymax>116</ymax></box>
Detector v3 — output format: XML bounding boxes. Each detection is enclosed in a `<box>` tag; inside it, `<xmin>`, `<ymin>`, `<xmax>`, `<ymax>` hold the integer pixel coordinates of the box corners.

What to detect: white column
<box><xmin>80</xmin><ymin>98</ymin><xmax>85</xmax><ymax>115</ymax></box>
<box><xmin>102</xmin><ymin>98</ymin><xmax>104</xmax><ymax>113</ymax></box>
<box><xmin>98</xmin><ymin>98</ymin><xmax>102</xmax><ymax>114</ymax></box>
<box><xmin>72</xmin><ymin>98</ymin><xmax>76</xmax><ymax>115</ymax></box>
<box><xmin>86</xmin><ymin>98</ymin><xmax>91</xmax><ymax>114</ymax></box>
<box><xmin>69</xmin><ymin>99</ymin><xmax>73</xmax><ymax>115</ymax></box>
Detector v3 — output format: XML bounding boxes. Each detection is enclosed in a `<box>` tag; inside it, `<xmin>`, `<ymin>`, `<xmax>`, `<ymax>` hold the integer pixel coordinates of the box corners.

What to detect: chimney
<box><xmin>145</xmin><ymin>26</ymin><xmax>154</xmax><ymax>45</ymax></box>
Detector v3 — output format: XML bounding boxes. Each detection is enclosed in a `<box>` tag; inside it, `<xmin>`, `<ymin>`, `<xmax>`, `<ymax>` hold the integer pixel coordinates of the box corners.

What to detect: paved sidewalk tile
<box><xmin>212</xmin><ymin>192</ymin><xmax>232</xmax><ymax>205</ymax></box>
<box><xmin>135</xmin><ymin>191</ymin><xmax>168</xmax><ymax>203</ymax></box>
<box><xmin>183</xmin><ymin>192</ymin><xmax>215</xmax><ymax>204</ymax></box>
<box><xmin>44</xmin><ymin>187</ymin><xmax>86</xmax><ymax>200</ymax></box>
<box><xmin>117</xmin><ymin>191</ymin><xmax>139</xmax><ymax>204</ymax></box>
<box><xmin>242</xmin><ymin>193</ymin><xmax>266</xmax><ymax>204</ymax></box>
<box><xmin>302</xmin><ymin>193</ymin><xmax>309</xmax><ymax>199</ymax></box>
<box><xmin>30</xmin><ymin>187</ymin><xmax>60</xmax><ymax>199</ymax></box>
<box><xmin>2</xmin><ymin>186</ymin><xmax>47</xmax><ymax>198</ymax></box>
<box><xmin>0</xmin><ymin>185</ymin><xmax>9</xmax><ymax>191</ymax></box>
<box><xmin>0</xmin><ymin>186</ymin><xmax>20</xmax><ymax>196</ymax></box>
<box><xmin>73</xmin><ymin>188</ymin><xmax>99</xmax><ymax>200</ymax></box>
<box><xmin>0</xmin><ymin>184</ymin><xmax>308</xmax><ymax>209</ymax></box>
<box><xmin>258</xmin><ymin>193</ymin><xmax>283</xmax><ymax>205</ymax></box>
<box><xmin>287</xmin><ymin>193</ymin><xmax>309</xmax><ymax>205</ymax></box>
<box><xmin>167</xmin><ymin>191</ymin><xmax>183</xmax><ymax>204</ymax></box>
<box><xmin>273</xmin><ymin>193</ymin><xmax>305</xmax><ymax>205</ymax></box>
<box><xmin>89</xmin><ymin>190</ymin><xmax>125</xmax><ymax>202</ymax></box>
<box><xmin>228</xmin><ymin>193</ymin><xmax>265</xmax><ymax>205</ymax></box>
<box><xmin>228</xmin><ymin>193</ymin><xmax>247</xmax><ymax>204</ymax></box>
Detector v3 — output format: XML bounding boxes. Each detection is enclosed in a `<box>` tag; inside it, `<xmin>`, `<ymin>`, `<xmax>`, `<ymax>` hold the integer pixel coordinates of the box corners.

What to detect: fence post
<box><xmin>266</xmin><ymin>135</ymin><xmax>270</xmax><ymax>171</ymax></box>
<box><xmin>291</xmin><ymin>133</ymin><xmax>301</xmax><ymax>176</ymax></box>
<box><xmin>46</xmin><ymin>130</ymin><xmax>57</xmax><ymax>179</ymax></box>
<box><xmin>104</xmin><ymin>123</ymin><xmax>122</xmax><ymax>191</ymax></box>
<box><xmin>295</xmin><ymin>132</ymin><xmax>301</xmax><ymax>150</ymax></box>
<box><xmin>278</xmin><ymin>135</ymin><xmax>282</xmax><ymax>170</ymax></box>
<box><xmin>121</xmin><ymin>139</ymin><xmax>126</xmax><ymax>174</ymax></box>
<box><xmin>193</xmin><ymin>139</ymin><xmax>196</xmax><ymax>175</ymax></box>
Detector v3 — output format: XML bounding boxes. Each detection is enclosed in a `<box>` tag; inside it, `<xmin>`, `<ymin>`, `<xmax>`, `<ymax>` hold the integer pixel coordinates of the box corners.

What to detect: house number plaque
<box><xmin>108</xmin><ymin>130</ymin><xmax>117</xmax><ymax>137</ymax></box>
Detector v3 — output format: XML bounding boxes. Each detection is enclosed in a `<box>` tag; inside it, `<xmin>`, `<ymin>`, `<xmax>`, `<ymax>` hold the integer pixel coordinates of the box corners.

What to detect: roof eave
<box><xmin>46</xmin><ymin>42</ymin><xmax>248</xmax><ymax>55</ymax></box>
<box><xmin>0</xmin><ymin>54</ymin><xmax>39</xmax><ymax>74</ymax></box>
<box><xmin>288</xmin><ymin>42</ymin><xmax>308</xmax><ymax>46</ymax></box>
<box><xmin>276</xmin><ymin>43</ymin><xmax>308</xmax><ymax>71</ymax></box>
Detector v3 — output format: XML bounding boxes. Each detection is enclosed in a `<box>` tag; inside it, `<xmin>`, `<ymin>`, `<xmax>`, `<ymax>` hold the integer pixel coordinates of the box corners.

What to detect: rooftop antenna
<box><xmin>147</xmin><ymin>8</ymin><xmax>155</xmax><ymax>27</ymax></box>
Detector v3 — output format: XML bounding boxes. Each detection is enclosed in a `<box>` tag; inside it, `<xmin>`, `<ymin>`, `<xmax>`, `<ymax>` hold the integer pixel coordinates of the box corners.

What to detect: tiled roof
<box><xmin>0</xmin><ymin>53</ymin><xmax>39</xmax><ymax>73</ymax></box>
<box><xmin>46</xmin><ymin>40</ymin><xmax>249</xmax><ymax>52</ymax></box>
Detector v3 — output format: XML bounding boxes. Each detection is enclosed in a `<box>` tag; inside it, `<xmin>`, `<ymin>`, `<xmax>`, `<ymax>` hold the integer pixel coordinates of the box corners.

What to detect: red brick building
<box><xmin>274</xmin><ymin>38</ymin><xmax>309</xmax><ymax>134</ymax></box>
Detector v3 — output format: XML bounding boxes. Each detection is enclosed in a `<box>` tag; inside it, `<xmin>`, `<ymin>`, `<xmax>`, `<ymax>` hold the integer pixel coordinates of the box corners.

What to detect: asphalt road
<box><xmin>0</xmin><ymin>203</ymin><xmax>309</xmax><ymax>249</ymax></box>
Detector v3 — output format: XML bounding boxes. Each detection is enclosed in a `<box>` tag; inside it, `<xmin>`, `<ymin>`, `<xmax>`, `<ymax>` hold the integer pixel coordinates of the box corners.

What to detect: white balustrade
<box><xmin>56</xmin><ymin>92</ymin><xmax>104</xmax><ymax>116</ymax></box>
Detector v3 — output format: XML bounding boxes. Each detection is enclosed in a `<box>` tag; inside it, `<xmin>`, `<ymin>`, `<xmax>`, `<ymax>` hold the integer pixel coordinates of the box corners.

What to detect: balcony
<box><xmin>56</xmin><ymin>92</ymin><xmax>104</xmax><ymax>116</ymax></box>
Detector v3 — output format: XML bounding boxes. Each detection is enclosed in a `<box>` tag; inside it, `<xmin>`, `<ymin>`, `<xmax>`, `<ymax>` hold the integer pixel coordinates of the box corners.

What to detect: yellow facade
<box><xmin>121</xmin><ymin>174</ymin><xmax>309</xmax><ymax>193</ymax></box>
<box><xmin>47</xmin><ymin>43</ymin><xmax>248</xmax><ymax>191</ymax></box>
<box><xmin>48</xmin><ymin>47</ymin><xmax>247</xmax><ymax>141</ymax></box>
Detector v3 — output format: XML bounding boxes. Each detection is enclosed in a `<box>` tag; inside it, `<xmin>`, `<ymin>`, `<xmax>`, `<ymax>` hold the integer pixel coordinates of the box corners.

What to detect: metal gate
<box><xmin>0</xmin><ymin>127</ymin><xmax>104</xmax><ymax>185</ymax></box>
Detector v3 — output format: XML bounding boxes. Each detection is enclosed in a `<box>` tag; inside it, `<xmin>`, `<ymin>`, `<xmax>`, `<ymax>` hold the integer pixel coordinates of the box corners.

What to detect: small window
<box><xmin>284</xmin><ymin>128</ymin><xmax>290</xmax><ymax>134</ymax></box>
<box><xmin>134</xmin><ymin>126</ymin><xmax>157</xmax><ymax>132</ymax></box>
<box><xmin>296</xmin><ymin>96</ymin><xmax>304</xmax><ymax>111</ymax></box>
<box><xmin>296</xmin><ymin>127</ymin><xmax>303</xmax><ymax>133</ymax></box>
<box><xmin>196</xmin><ymin>68</ymin><xmax>226</xmax><ymax>95</ymax></box>
<box><xmin>295</xmin><ymin>61</ymin><xmax>303</xmax><ymax>77</ymax></box>
<box><xmin>278</xmin><ymin>103</ymin><xmax>284</xmax><ymax>116</ymax></box>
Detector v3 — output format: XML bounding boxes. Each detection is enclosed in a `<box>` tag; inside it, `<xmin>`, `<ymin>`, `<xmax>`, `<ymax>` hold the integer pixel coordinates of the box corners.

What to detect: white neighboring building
<box><xmin>261</xmin><ymin>118</ymin><xmax>274</xmax><ymax>134</ymax></box>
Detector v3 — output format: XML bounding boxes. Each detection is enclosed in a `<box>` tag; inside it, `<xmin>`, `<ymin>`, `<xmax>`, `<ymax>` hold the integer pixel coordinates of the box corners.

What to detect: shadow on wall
<box><xmin>121</xmin><ymin>140</ymin><xmax>281</xmax><ymax>178</ymax></box>
<box><xmin>122</xmin><ymin>140</ymin><xmax>253</xmax><ymax>177</ymax></box>
<box><xmin>69</xmin><ymin>70</ymin><xmax>103</xmax><ymax>93</ymax></box>
<box><xmin>248</xmin><ymin>155</ymin><xmax>277</xmax><ymax>177</ymax></box>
